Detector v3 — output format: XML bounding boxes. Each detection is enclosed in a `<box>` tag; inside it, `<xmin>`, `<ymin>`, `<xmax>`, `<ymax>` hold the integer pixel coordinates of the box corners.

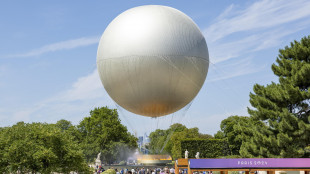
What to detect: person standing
<box><xmin>170</xmin><ymin>168</ymin><xmax>175</xmax><ymax>174</ymax></box>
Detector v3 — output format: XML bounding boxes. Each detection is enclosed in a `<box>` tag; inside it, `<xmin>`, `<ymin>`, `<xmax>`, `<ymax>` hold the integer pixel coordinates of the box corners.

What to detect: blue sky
<box><xmin>1</xmin><ymin>0</ymin><xmax>310</xmax><ymax>136</ymax></box>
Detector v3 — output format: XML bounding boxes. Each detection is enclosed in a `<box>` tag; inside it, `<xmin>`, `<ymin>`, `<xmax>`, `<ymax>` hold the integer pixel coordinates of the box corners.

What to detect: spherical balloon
<box><xmin>97</xmin><ymin>5</ymin><xmax>209</xmax><ymax>117</ymax></box>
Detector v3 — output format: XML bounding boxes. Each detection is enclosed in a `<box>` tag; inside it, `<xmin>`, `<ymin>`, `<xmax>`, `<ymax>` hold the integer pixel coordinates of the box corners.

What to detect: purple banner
<box><xmin>190</xmin><ymin>158</ymin><xmax>310</xmax><ymax>169</ymax></box>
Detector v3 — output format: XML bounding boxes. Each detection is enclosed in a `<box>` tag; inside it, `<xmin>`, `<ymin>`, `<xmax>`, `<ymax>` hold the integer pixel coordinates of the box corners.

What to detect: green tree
<box><xmin>0</xmin><ymin>127</ymin><xmax>8</xmax><ymax>173</ymax></box>
<box><xmin>78</xmin><ymin>106</ymin><xmax>137</xmax><ymax>164</ymax></box>
<box><xmin>217</xmin><ymin>116</ymin><xmax>260</xmax><ymax>155</ymax></box>
<box><xmin>214</xmin><ymin>130</ymin><xmax>225</xmax><ymax>139</ymax></box>
<box><xmin>55</xmin><ymin>119</ymin><xmax>83</xmax><ymax>142</ymax></box>
<box><xmin>0</xmin><ymin>122</ymin><xmax>90</xmax><ymax>174</ymax></box>
<box><xmin>149</xmin><ymin>123</ymin><xmax>187</xmax><ymax>154</ymax></box>
<box><xmin>241</xmin><ymin>36</ymin><xmax>310</xmax><ymax>157</ymax></box>
<box><xmin>149</xmin><ymin>129</ymin><xmax>168</xmax><ymax>154</ymax></box>
<box><xmin>56</xmin><ymin>119</ymin><xmax>73</xmax><ymax>131</ymax></box>
<box><xmin>149</xmin><ymin>123</ymin><xmax>212</xmax><ymax>159</ymax></box>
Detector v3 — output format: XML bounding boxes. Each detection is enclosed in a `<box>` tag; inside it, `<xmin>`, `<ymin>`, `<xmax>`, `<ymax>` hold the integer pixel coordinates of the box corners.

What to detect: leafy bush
<box><xmin>103</xmin><ymin>169</ymin><xmax>116</xmax><ymax>174</ymax></box>
<box><xmin>119</xmin><ymin>161</ymin><xmax>126</xmax><ymax>165</ymax></box>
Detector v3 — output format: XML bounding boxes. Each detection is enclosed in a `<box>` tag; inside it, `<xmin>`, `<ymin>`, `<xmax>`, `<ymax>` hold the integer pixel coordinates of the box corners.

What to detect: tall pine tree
<box><xmin>240</xmin><ymin>36</ymin><xmax>310</xmax><ymax>158</ymax></box>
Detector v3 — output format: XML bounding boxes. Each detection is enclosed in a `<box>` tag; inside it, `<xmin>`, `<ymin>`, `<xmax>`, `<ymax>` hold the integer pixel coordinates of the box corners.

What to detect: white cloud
<box><xmin>208</xmin><ymin>26</ymin><xmax>304</xmax><ymax>64</ymax></box>
<box><xmin>207</xmin><ymin>57</ymin><xmax>266</xmax><ymax>83</ymax></box>
<box><xmin>206</xmin><ymin>0</ymin><xmax>310</xmax><ymax>64</ymax></box>
<box><xmin>9</xmin><ymin>36</ymin><xmax>100</xmax><ymax>58</ymax></box>
<box><xmin>42</xmin><ymin>69</ymin><xmax>114</xmax><ymax>119</ymax></box>
<box><xmin>205</xmin><ymin>0</ymin><xmax>310</xmax><ymax>42</ymax></box>
<box><xmin>12</xmin><ymin>106</ymin><xmax>39</xmax><ymax>123</ymax></box>
<box><xmin>215</xmin><ymin>4</ymin><xmax>235</xmax><ymax>21</ymax></box>
<box><xmin>57</xmin><ymin>69</ymin><xmax>104</xmax><ymax>102</ymax></box>
<box><xmin>2</xmin><ymin>69</ymin><xmax>114</xmax><ymax>125</ymax></box>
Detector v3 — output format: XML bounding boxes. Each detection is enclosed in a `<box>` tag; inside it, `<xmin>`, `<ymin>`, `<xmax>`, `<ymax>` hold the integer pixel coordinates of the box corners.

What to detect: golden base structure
<box><xmin>136</xmin><ymin>155</ymin><xmax>172</xmax><ymax>165</ymax></box>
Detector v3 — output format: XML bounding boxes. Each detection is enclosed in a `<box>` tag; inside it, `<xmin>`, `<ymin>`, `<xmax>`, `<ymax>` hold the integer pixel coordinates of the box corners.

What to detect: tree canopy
<box><xmin>0</xmin><ymin>106</ymin><xmax>138</xmax><ymax>172</ymax></box>
<box><xmin>215</xmin><ymin>116</ymin><xmax>261</xmax><ymax>156</ymax></box>
<box><xmin>243</xmin><ymin>36</ymin><xmax>310</xmax><ymax>157</ymax></box>
<box><xmin>78</xmin><ymin>106</ymin><xmax>138</xmax><ymax>164</ymax></box>
<box><xmin>0</xmin><ymin>122</ymin><xmax>90</xmax><ymax>174</ymax></box>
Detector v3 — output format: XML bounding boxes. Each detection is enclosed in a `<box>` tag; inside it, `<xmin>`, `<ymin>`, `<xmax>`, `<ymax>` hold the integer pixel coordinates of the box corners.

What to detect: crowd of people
<box><xmin>95</xmin><ymin>166</ymin><xmax>184</xmax><ymax>174</ymax></box>
<box><xmin>95</xmin><ymin>165</ymin><xmax>233</xmax><ymax>174</ymax></box>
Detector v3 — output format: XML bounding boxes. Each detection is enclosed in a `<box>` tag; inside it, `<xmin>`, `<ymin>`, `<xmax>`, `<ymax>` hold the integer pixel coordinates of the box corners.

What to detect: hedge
<box><xmin>180</xmin><ymin>139</ymin><xmax>230</xmax><ymax>158</ymax></box>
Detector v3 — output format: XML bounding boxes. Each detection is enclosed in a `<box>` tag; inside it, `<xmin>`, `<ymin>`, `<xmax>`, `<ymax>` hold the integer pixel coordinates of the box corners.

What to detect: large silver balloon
<box><xmin>97</xmin><ymin>5</ymin><xmax>209</xmax><ymax>117</ymax></box>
